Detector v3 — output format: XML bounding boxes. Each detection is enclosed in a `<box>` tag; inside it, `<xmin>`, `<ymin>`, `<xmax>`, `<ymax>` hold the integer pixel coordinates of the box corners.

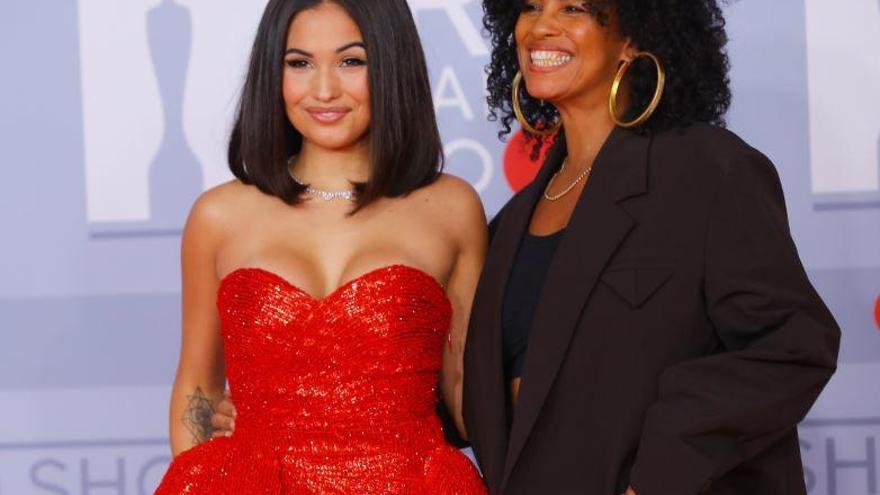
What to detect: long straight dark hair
<box><xmin>228</xmin><ymin>0</ymin><xmax>443</xmax><ymax>210</ymax></box>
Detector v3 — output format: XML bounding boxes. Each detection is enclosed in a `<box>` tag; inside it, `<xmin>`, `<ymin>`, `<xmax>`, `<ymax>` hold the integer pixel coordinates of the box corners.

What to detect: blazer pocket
<box><xmin>599</xmin><ymin>265</ymin><xmax>673</xmax><ymax>309</ymax></box>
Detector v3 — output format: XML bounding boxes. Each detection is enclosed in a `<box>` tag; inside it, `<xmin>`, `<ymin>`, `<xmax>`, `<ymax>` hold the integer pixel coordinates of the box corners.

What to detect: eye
<box><xmin>285</xmin><ymin>58</ymin><xmax>311</xmax><ymax>69</ymax></box>
<box><xmin>563</xmin><ymin>3</ymin><xmax>588</xmax><ymax>14</ymax></box>
<box><xmin>520</xmin><ymin>1</ymin><xmax>540</xmax><ymax>13</ymax></box>
<box><xmin>340</xmin><ymin>57</ymin><xmax>366</xmax><ymax>67</ymax></box>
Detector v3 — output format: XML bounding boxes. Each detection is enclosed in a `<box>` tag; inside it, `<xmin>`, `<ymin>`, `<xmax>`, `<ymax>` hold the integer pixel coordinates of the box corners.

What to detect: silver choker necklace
<box><xmin>288</xmin><ymin>169</ymin><xmax>357</xmax><ymax>202</ymax></box>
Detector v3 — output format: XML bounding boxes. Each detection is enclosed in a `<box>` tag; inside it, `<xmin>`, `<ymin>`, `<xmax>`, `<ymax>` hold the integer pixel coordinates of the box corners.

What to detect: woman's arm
<box><xmin>439</xmin><ymin>177</ymin><xmax>489</xmax><ymax>440</ymax></box>
<box><xmin>168</xmin><ymin>192</ymin><xmax>229</xmax><ymax>456</ymax></box>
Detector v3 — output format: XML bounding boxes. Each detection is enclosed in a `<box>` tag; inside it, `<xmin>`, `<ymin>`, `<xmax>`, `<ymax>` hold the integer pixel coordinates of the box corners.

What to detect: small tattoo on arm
<box><xmin>182</xmin><ymin>386</ymin><xmax>215</xmax><ymax>445</ymax></box>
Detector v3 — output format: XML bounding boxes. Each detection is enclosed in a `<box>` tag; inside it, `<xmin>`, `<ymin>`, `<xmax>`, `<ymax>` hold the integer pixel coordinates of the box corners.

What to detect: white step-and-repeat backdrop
<box><xmin>0</xmin><ymin>0</ymin><xmax>878</xmax><ymax>493</ymax></box>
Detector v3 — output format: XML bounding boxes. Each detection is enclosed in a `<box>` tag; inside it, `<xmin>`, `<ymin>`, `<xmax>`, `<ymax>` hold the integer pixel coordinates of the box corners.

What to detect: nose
<box><xmin>530</xmin><ymin>9</ymin><xmax>562</xmax><ymax>39</ymax></box>
<box><xmin>313</xmin><ymin>66</ymin><xmax>340</xmax><ymax>102</ymax></box>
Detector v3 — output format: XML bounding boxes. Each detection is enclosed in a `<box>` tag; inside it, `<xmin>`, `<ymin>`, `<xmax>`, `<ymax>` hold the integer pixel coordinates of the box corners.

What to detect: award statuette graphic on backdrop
<box><xmin>146</xmin><ymin>0</ymin><xmax>204</xmax><ymax>233</ymax></box>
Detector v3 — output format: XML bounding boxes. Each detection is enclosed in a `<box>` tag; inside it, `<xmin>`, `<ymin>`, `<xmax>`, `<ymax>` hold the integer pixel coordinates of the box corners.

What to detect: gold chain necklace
<box><xmin>543</xmin><ymin>159</ymin><xmax>592</xmax><ymax>201</ymax></box>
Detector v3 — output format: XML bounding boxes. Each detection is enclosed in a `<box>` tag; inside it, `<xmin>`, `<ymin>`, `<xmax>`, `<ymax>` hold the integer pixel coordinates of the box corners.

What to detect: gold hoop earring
<box><xmin>609</xmin><ymin>51</ymin><xmax>665</xmax><ymax>128</ymax></box>
<box><xmin>512</xmin><ymin>71</ymin><xmax>560</xmax><ymax>136</ymax></box>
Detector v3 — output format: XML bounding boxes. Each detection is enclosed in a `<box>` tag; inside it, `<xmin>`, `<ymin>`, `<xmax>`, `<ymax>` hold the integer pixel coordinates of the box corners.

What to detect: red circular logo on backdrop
<box><xmin>503</xmin><ymin>130</ymin><xmax>556</xmax><ymax>192</ymax></box>
<box><xmin>875</xmin><ymin>294</ymin><xmax>880</xmax><ymax>329</ymax></box>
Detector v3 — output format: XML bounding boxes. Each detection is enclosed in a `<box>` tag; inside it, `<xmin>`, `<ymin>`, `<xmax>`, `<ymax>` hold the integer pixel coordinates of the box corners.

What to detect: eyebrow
<box><xmin>284</xmin><ymin>42</ymin><xmax>366</xmax><ymax>57</ymax></box>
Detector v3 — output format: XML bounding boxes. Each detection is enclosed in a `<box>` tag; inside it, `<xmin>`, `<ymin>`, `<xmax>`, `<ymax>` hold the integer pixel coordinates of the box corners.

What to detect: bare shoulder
<box><xmin>407</xmin><ymin>174</ymin><xmax>488</xmax><ymax>253</ymax></box>
<box><xmin>184</xmin><ymin>179</ymin><xmax>255</xmax><ymax>243</ymax></box>
<box><xmin>418</xmin><ymin>174</ymin><xmax>485</xmax><ymax>218</ymax></box>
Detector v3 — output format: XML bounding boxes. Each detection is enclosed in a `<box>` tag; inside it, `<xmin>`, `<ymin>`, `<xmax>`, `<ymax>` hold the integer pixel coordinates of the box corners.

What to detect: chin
<box><xmin>524</xmin><ymin>85</ymin><xmax>565</xmax><ymax>102</ymax></box>
<box><xmin>521</xmin><ymin>73</ymin><xmax>567</xmax><ymax>100</ymax></box>
<box><xmin>305</xmin><ymin>130</ymin><xmax>366</xmax><ymax>151</ymax></box>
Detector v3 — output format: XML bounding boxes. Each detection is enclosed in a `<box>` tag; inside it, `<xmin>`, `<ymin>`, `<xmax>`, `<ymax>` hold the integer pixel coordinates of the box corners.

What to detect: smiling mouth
<box><xmin>529</xmin><ymin>50</ymin><xmax>573</xmax><ymax>68</ymax></box>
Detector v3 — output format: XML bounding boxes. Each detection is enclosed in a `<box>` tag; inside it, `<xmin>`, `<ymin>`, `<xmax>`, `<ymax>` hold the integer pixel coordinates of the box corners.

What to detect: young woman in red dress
<box><xmin>155</xmin><ymin>1</ymin><xmax>488</xmax><ymax>493</ymax></box>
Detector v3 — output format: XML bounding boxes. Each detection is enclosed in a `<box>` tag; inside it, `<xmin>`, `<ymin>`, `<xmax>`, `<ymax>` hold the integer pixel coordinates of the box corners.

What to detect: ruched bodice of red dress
<box><xmin>155</xmin><ymin>265</ymin><xmax>486</xmax><ymax>494</ymax></box>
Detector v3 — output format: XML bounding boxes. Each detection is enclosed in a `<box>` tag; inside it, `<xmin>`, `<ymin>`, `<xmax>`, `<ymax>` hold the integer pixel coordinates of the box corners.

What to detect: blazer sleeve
<box><xmin>488</xmin><ymin>202</ymin><xmax>509</xmax><ymax>242</ymax></box>
<box><xmin>628</xmin><ymin>146</ymin><xmax>840</xmax><ymax>495</ymax></box>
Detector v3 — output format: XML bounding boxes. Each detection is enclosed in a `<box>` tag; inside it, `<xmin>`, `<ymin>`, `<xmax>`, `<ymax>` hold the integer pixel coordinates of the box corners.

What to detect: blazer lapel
<box><xmin>500</xmin><ymin>127</ymin><xmax>652</xmax><ymax>491</ymax></box>
<box><xmin>465</xmin><ymin>138</ymin><xmax>566</xmax><ymax>492</ymax></box>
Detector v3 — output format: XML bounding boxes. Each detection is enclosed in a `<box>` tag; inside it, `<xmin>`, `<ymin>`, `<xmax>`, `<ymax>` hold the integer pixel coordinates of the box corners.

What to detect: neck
<box><xmin>293</xmin><ymin>139</ymin><xmax>371</xmax><ymax>190</ymax></box>
<box><xmin>556</xmin><ymin>94</ymin><xmax>617</xmax><ymax>171</ymax></box>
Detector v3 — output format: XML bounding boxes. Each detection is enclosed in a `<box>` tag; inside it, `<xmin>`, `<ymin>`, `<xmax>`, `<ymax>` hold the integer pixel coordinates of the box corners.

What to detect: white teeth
<box><xmin>529</xmin><ymin>50</ymin><xmax>572</xmax><ymax>67</ymax></box>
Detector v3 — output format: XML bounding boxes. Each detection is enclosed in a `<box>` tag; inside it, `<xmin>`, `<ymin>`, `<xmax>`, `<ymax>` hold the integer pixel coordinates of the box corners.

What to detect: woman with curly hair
<box><xmin>462</xmin><ymin>0</ymin><xmax>839</xmax><ymax>494</ymax></box>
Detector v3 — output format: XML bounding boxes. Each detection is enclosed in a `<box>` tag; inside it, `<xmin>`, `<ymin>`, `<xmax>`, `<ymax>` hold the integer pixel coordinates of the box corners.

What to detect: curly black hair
<box><xmin>483</xmin><ymin>0</ymin><xmax>732</xmax><ymax>150</ymax></box>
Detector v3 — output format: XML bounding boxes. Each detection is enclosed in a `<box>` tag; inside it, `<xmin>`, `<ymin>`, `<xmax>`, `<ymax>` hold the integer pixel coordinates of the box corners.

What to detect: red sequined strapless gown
<box><xmin>155</xmin><ymin>265</ymin><xmax>486</xmax><ymax>494</ymax></box>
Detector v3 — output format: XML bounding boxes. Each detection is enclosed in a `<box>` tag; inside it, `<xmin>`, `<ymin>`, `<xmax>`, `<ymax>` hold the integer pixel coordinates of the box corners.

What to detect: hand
<box><xmin>210</xmin><ymin>390</ymin><xmax>237</xmax><ymax>438</ymax></box>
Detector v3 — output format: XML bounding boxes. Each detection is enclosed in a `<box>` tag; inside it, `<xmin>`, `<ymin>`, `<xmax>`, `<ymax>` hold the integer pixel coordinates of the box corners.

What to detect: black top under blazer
<box><xmin>462</xmin><ymin>123</ymin><xmax>840</xmax><ymax>495</ymax></box>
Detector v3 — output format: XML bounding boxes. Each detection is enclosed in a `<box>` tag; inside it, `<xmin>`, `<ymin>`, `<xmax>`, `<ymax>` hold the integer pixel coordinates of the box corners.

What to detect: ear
<box><xmin>619</xmin><ymin>37</ymin><xmax>639</xmax><ymax>63</ymax></box>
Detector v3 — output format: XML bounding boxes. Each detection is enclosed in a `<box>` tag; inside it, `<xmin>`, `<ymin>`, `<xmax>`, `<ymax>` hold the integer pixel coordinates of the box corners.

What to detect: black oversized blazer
<box><xmin>462</xmin><ymin>123</ymin><xmax>840</xmax><ymax>495</ymax></box>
